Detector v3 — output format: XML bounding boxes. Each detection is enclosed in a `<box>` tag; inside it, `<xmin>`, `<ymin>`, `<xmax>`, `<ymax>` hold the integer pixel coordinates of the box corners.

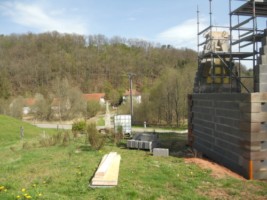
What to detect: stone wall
<box><xmin>188</xmin><ymin>93</ymin><xmax>267</xmax><ymax>179</ymax></box>
<box><xmin>255</xmin><ymin>29</ymin><xmax>267</xmax><ymax>92</ymax></box>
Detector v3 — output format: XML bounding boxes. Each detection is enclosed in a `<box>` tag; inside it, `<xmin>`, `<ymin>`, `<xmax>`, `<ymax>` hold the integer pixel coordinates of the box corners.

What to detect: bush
<box><xmin>86</xmin><ymin>123</ymin><xmax>105</xmax><ymax>150</ymax></box>
<box><xmin>105</xmin><ymin>129</ymin><xmax>123</xmax><ymax>146</ymax></box>
<box><xmin>39</xmin><ymin>131</ymin><xmax>71</xmax><ymax>147</ymax></box>
<box><xmin>72</xmin><ymin>120</ymin><xmax>87</xmax><ymax>134</ymax></box>
<box><xmin>115</xmin><ymin>126</ymin><xmax>123</xmax><ymax>145</ymax></box>
<box><xmin>62</xmin><ymin>132</ymin><xmax>70</xmax><ymax>146</ymax></box>
<box><xmin>87</xmin><ymin>100</ymin><xmax>101</xmax><ymax>118</ymax></box>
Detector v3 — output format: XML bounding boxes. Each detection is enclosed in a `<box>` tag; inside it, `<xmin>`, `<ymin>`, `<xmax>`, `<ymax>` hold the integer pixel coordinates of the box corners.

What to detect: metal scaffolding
<box><xmin>196</xmin><ymin>0</ymin><xmax>267</xmax><ymax>93</ymax></box>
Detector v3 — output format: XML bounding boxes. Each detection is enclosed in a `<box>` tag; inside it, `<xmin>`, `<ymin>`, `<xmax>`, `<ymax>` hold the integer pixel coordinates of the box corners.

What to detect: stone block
<box><xmin>261</xmin><ymin>122</ymin><xmax>267</xmax><ymax>131</ymax></box>
<box><xmin>262</xmin><ymin>36</ymin><xmax>267</xmax><ymax>46</ymax></box>
<box><xmin>153</xmin><ymin>148</ymin><xmax>169</xmax><ymax>157</ymax></box>
<box><xmin>126</xmin><ymin>140</ymin><xmax>135</xmax><ymax>148</ymax></box>
<box><xmin>193</xmin><ymin>129</ymin><xmax>215</xmax><ymax>143</ymax></box>
<box><xmin>253</xmin><ymin>171</ymin><xmax>267</xmax><ymax>180</ymax></box>
<box><xmin>259</xmin><ymin>83</ymin><xmax>267</xmax><ymax>92</ymax></box>
<box><xmin>215</xmin><ymin>116</ymin><xmax>239</xmax><ymax>128</ymax></box>
<box><xmin>190</xmin><ymin>93</ymin><xmax>267</xmax><ymax>179</ymax></box>
<box><xmin>242</xmin><ymin>112</ymin><xmax>267</xmax><ymax>123</ymax></box>
<box><xmin>244</xmin><ymin>151</ymin><xmax>267</xmax><ymax>160</ymax></box>
<box><xmin>250</xmin><ymin>131</ymin><xmax>267</xmax><ymax>142</ymax></box>
<box><xmin>250</xmin><ymin>93</ymin><xmax>267</xmax><ymax>103</ymax></box>
<box><xmin>215</xmin><ymin>101</ymin><xmax>239</xmax><ymax>110</ymax></box>
<box><xmin>240</xmin><ymin>122</ymin><xmax>261</xmax><ymax>132</ymax></box>
<box><xmin>259</xmin><ymin>65</ymin><xmax>267</xmax><ymax>73</ymax></box>
<box><xmin>252</xmin><ymin>160</ymin><xmax>267</xmax><ymax>172</ymax></box>
<box><xmin>138</xmin><ymin>141</ymin><xmax>152</xmax><ymax>151</ymax></box>
<box><xmin>193</xmin><ymin>118</ymin><xmax>215</xmax><ymax>129</ymax></box>
<box><xmin>259</xmin><ymin>46</ymin><xmax>267</xmax><ymax>55</ymax></box>
<box><xmin>214</xmin><ymin>130</ymin><xmax>240</xmax><ymax>144</ymax></box>
<box><xmin>215</xmin><ymin>109</ymin><xmax>240</xmax><ymax>119</ymax></box>
<box><xmin>259</xmin><ymin>73</ymin><xmax>267</xmax><ymax>83</ymax></box>
<box><xmin>260</xmin><ymin>55</ymin><xmax>267</xmax><ymax>65</ymax></box>
<box><xmin>215</xmin><ymin>139</ymin><xmax>241</xmax><ymax>154</ymax></box>
<box><xmin>239</xmin><ymin>103</ymin><xmax>261</xmax><ymax>113</ymax></box>
<box><xmin>194</xmin><ymin>124</ymin><xmax>214</xmax><ymax>135</ymax></box>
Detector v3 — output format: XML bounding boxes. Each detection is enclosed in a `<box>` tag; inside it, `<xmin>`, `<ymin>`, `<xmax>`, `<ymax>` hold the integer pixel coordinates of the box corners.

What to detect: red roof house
<box><xmin>83</xmin><ymin>93</ymin><xmax>105</xmax><ymax>104</ymax></box>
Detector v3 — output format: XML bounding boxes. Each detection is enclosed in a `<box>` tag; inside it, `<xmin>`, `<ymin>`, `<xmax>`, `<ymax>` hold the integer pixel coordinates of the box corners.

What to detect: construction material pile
<box><xmin>127</xmin><ymin>133</ymin><xmax>158</xmax><ymax>152</ymax></box>
<box><xmin>91</xmin><ymin>152</ymin><xmax>121</xmax><ymax>187</ymax></box>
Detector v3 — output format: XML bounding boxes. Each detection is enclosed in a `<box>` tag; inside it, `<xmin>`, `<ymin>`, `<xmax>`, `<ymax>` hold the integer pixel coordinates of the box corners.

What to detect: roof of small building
<box><xmin>24</xmin><ymin>98</ymin><xmax>36</xmax><ymax>106</ymax></box>
<box><xmin>124</xmin><ymin>89</ymin><xmax>141</xmax><ymax>96</ymax></box>
<box><xmin>83</xmin><ymin>93</ymin><xmax>105</xmax><ymax>101</ymax></box>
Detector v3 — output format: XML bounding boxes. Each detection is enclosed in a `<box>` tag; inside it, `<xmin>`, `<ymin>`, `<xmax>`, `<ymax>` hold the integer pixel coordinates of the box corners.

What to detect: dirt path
<box><xmin>185</xmin><ymin>157</ymin><xmax>245</xmax><ymax>180</ymax></box>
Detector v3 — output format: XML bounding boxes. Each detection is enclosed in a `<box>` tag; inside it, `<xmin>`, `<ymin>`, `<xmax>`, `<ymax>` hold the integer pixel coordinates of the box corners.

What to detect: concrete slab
<box><xmin>153</xmin><ymin>148</ymin><xmax>169</xmax><ymax>157</ymax></box>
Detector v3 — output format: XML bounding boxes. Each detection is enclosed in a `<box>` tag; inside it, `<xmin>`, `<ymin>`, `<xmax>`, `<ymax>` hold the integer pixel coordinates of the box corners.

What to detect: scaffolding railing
<box><xmin>196</xmin><ymin>0</ymin><xmax>267</xmax><ymax>93</ymax></box>
<box><xmin>229</xmin><ymin>0</ymin><xmax>267</xmax><ymax>92</ymax></box>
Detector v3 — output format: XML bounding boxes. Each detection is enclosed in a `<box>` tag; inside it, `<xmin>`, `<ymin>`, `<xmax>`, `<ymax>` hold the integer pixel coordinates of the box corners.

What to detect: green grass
<box><xmin>96</xmin><ymin>117</ymin><xmax>105</xmax><ymax>126</ymax></box>
<box><xmin>0</xmin><ymin>115</ymin><xmax>267</xmax><ymax>199</ymax></box>
<box><xmin>0</xmin><ymin>115</ymin><xmax>57</xmax><ymax>146</ymax></box>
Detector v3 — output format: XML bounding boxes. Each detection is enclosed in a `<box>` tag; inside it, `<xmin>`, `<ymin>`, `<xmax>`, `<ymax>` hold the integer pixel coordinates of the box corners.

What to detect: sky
<box><xmin>0</xmin><ymin>0</ymin><xmax>239</xmax><ymax>50</ymax></box>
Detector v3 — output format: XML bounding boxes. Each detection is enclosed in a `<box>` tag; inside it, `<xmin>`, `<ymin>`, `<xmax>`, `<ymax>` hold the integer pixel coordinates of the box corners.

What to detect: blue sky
<box><xmin>0</xmin><ymin>0</ymin><xmax>233</xmax><ymax>49</ymax></box>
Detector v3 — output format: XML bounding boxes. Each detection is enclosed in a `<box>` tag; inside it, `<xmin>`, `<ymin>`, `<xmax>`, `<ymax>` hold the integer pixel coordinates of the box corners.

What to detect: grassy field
<box><xmin>0</xmin><ymin>115</ymin><xmax>267</xmax><ymax>200</ymax></box>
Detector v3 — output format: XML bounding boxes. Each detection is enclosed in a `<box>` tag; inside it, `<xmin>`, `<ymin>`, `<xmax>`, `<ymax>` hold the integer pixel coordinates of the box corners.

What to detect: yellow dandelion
<box><xmin>21</xmin><ymin>188</ymin><xmax>26</xmax><ymax>192</ymax></box>
<box><xmin>38</xmin><ymin>193</ymin><xmax>42</xmax><ymax>197</ymax></box>
<box><xmin>0</xmin><ymin>186</ymin><xmax>5</xmax><ymax>191</ymax></box>
<box><xmin>16</xmin><ymin>195</ymin><xmax>21</xmax><ymax>199</ymax></box>
<box><xmin>26</xmin><ymin>195</ymin><xmax>32</xmax><ymax>199</ymax></box>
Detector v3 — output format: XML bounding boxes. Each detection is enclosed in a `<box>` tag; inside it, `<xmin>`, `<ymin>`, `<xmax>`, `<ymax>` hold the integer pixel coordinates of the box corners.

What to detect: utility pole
<box><xmin>128</xmin><ymin>73</ymin><xmax>135</xmax><ymax>123</ymax></box>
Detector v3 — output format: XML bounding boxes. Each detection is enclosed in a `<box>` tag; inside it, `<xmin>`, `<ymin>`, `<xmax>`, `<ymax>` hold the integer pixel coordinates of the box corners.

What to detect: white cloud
<box><xmin>157</xmin><ymin>18</ymin><xmax>208</xmax><ymax>49</ymax></box>
<box><xmin>0</xmin><ymin>1</ymin><xmax>87</xmax><ymax>34</ymax></box>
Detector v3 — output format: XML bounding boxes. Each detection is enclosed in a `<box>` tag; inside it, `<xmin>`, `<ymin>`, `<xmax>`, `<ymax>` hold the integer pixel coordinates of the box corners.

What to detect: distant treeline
<box><xmin>0</xmin><ymin>31</ymin><xmax>199</xmax><ymax>125</ymax></box>
<box><xmin>0</xmin><ymin>31</ymin><xmax>197</xmax><ymax>97</ymax></box>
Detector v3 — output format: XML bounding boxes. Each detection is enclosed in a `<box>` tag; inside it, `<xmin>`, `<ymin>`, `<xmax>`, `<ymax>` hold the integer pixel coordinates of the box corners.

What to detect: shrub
<box><xmin>62</xmin><ymin>132</ymin><xmax>70</xmax><ymax>146</ymax></box>
<box><xmin>22</xmin><ymin>142</ymin><xmax>31</xmax><ymax>149</ymax></box>
<box><xmin>107</xmin><ymin>129</ymin><xmax>123</xmax><ymax>146</ymax></box>
<box><xmin>72</xmin><ymin>120</ymin><xmax>86</xmax><ymax>134</ymax></box>
<box><xmin>86</xmin><ymin>123</ymin><xmax>105</xmax><ymax>150</ymax></box>
<box><xmin>115</xmin><ymin>126</ymin><xmax>123</xmax><ymax>145</ymax></box>
<box><xmin>86</xmin><ymin>100</ymin><xmax>101</xmax><ymax>118</ymax></box>
<box><xmin>39</xmin><ymin>131</ymin><xmax>71</xmax><ymax>147</ymax></box>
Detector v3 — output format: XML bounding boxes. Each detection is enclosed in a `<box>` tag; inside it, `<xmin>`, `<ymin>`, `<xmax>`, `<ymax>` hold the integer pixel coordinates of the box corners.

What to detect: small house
<box><xmin>83</xmin><ymin>93</ymin><xmax>105</xmax><ymax>105</ymax></box>
<box><xmin>123</xmin><ymin>89</ymin><xmax>141</xmax><ymax>104</ymax></box>
<box><xmin>23</xmin><ymin>98</ymin><xmax>36</xmax><ymax>115</ymax></box>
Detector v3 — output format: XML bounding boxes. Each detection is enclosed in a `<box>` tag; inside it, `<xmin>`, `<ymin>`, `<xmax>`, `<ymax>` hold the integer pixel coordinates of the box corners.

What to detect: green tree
<box><xmin>0</xmin><ymin>70</ymin><xmax>11</xmax><ymax>99</ymax></box>
<box><xmin>9</xmin><ymin>96</ymin><xmax>24</xmax><ymax>119</ymax></box>
<box><xmin>86</xmin><ymin>100</ymin><xmax>101</xmax><ymax>119</ymax></box>
<box><xmin>32</xmin><ymin>93</ymin><xmax>49</xmax><ymax>120</ymax></box>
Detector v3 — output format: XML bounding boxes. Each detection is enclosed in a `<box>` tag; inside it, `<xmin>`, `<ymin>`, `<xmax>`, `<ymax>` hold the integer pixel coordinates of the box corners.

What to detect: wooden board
<box><xmin>91</xmin><ymin>152</ymin><xmax>121</xmax><ymax>186</ymax></box>
<box><xmin>95</xmin><ymin>152</ymin><xmax>117</xmax><ymax>177</ymax></box>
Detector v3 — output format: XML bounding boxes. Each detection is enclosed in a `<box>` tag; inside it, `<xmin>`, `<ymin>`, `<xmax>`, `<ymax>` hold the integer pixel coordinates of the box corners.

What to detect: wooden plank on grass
<box><xmin>91</xmin><ymin>152</ymin><xmax>121</xmax><ymax>186</ymax></box>
<box><xmin>92</xmin><ymin>154</ymin><xmax>121</xmax><ymax>186</ymax></box>
<box><xmin>95</xmin><ymin>152</ymin><xmax>117</xmax><ymax>177</ymax></box>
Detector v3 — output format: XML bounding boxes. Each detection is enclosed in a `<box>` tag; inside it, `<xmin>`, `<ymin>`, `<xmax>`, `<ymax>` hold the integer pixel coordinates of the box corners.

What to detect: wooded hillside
<box><xmin>0</xmin><ymin>31</ymin><xmax>198</xmax><ymax>125</ymax></box>
<box><xmin>0</xmin><ymin>32</ymin><xmax>197</xmax><ymax>97</ymax></box>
